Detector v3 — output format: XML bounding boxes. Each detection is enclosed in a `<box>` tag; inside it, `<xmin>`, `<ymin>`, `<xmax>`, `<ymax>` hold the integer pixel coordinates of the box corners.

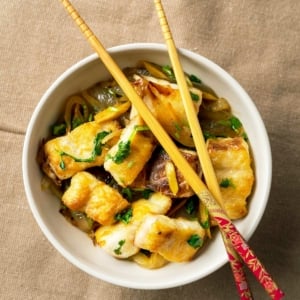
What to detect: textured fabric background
<box><xmin>0</xmin><ymin>0</ymin><xmax>299</xmax><ymax>299</ymax></box>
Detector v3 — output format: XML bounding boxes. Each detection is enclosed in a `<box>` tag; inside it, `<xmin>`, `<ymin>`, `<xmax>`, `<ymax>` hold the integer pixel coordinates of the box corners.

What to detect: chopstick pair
<box><xmin>59</xmin><ymin>1</ymin><xmax>284</xmax><ymax>299</ymax></box>
<box><xmin>153</xmin><ymin>1</ymin><xmax>252</xmax><ymax>298</ymax></box>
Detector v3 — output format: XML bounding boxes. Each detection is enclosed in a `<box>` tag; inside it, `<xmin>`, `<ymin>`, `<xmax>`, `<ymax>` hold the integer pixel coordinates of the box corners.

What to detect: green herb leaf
<box><xmin>189</xmin><ymin>74</ymin><xmax>202</xmax><ymax>83</ymax></box>
<box><xmin>201</xmin><ymin>219</ymin><xmax>210</xmax><ymax>229</ymax></box>
<box><xmin>162</xmin><ymin>65</ymin><xmax>176</xmax><ymax>81</ymax></box>
<box><xmin>59</xmin><ymin>160</ymin><xmax>65</xmax><ymax>170</ymax></box>
<box><xmin>114</xmin><ymin>240</ymin><xmax>125</xmax><ymax>255</ymax></box>
<box><xmin>93</xmin><ymin>131</ymin><xmax>110</xmax><ymax>156</ymax></box>
<box><xmin>121</xmin><ymin>187</ymin><xmax>133</xmax><ymax>201</ymax></box>
<box><xmin>120</xmin><ymin>187</ymin><xmax>154</xmax><ymax>201</ymax></box>
<box><xmin>229</xmin><ymin>116</ymin><xmax>242</xmax><ymax>132</ymax></box>
<box><xmin>112</xmin><ymin>140</ymin><xmax>131</xmax><ymax>164</ymax></box>
<box><xmin>59</xmin><ymin>130</ymin><xmax>110</xmax><ymax>169</ymax></box>
<box><xmin>187</xmin><ymin>234</ymin><xmax>203</xmax><ymax>249</ymax></box>
<box><xmin>185</xmin><ymin>196</ymin><xmax>198</xmax><ymax>215</ymax></box>
<box><xmin>115</xmin><ymin>207</ymin><xmax>133</xmax><ymax>224</ymax></box>
<box><xmin>203</xmin><ymin>131</ymin><xmax>216</xmax><ymax>141</ymax></box>
<box><xmin>72</xmin><ymin>118</ymin><xmax>83</xmax><ymax>130</ymax></box>
<box><xmin>242</xmin><ymin>132</ymin><xmax>248</xmax><ymax>141</ymax></box>
<box><xmin>52</xmin><ymin>123</ymin><xmax>66</xmax><ymax>136</ymax></box>
<box><xmin>111</xmin><ymin>125</ymin><xmax>149</xmax><ymax>165</ymax></box>
<box><xmin>190</xmin><ymin>92</ymin><xmax>200</xmax><ymax>101</ymax></box>
<box><xmin>220</xmin><ymin>178</ymin><xmax>234</xmax><ymax>188</ymax></box>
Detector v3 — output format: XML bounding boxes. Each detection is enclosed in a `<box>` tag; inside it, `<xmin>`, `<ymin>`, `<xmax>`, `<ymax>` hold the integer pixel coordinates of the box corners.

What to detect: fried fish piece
<box><xmin>134</xmin><ymin>214</ymin><xmax>206</xmax><ymax>263</ymax></box>
<box><xmin>104</xmin><ymin>115</ymin><xmax>156</xmax><ymax>187</ymax></box>
<box><xmin>207</xmin><ymin>137</ymin><xmax>254</xmax><ymax>219</ymax></box>
<box><xmin>132</xmin><ymin>75</ymin><xmax>202</xmax><ymax>147</ymax></box>
<box><xmin>95</xmin><ymin>192</ymin><xmax>172</xmax><ymax>258</ymax></box>
<box><xmin>95</xmin><ymin>222</ymin><xmax>139</xmax><ymax>259</ymax></box>
<box><xmin>42</xmin><ymin>120</ymin><xmax>120</xmax><ymax>183</ymax></box>
<box><xmin>62</xmin><ymin>171</ymin><xmax>129</xmax><ymax>225</ymax></box>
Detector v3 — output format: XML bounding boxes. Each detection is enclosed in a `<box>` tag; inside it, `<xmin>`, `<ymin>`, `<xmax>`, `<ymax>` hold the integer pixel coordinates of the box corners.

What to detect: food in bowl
<box><xmin>37</xmin><ymin>59</ymin><xmax>254</xmax><ymax>269</ymax></box>
<box><xmin>23</xmin><ymin>43</ymin><xmax>271</xmax><ymax>289</ymax></box>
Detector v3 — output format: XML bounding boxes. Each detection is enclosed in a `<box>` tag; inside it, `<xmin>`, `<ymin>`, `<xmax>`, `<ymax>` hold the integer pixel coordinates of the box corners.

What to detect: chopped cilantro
<box><xmin>162</xmin><ymin>65</ymin><xmax>176</xmax><ymax>81</ymax></box>
<box><xmin>114</xmin><ymin>240</ymin><xmax>125</xmax><ymax>255</ymax></box>
<box><xmin>217</xmin><ymin>116</ymin><xmax>243</xmax><ymax>133</ymax></box>
<box><xmin>120</xmin><ymin>187</ymin><xmax>153</xmax><ymax>201</ymax></box>
<box><xmin>199</xmin><ymin>204</ymin><xmax>210</xmax><ymax>230</ymax></box>
<box><xmin>93</xmin><ymin>131</ymin><xmax>110</xmax><ymax>156</ymax></box>
<box><xmin>203</xmin><ymin>131</ymin><xmax>216</xmax><ymax>141</ymax></box>
<box><xmin>190</xmin><ymin>92</ymin><xmax>200</xmax><ymax>101</ymax></box>
<box><xmin>112</xmin><ymin>140</ymin><xmax>131</xmax><ymax>164</ymax></box>
<box><xmin>187</xmin><ymin>234</ymin><xmax>203</xmax><ymax>249</ymax></box>
<box><xmin>174</xmin><ymin>122</ymin><xmax>182</xmax><ymax>132</ymax></box>
<box><xmin>121</xmin><ymin>187</ymin><xmax>133</xmax><ymax>201</ymax></box>
<box><xmin>72</xmin><ymin>117</ymin><xmax>83</xmax><ymax>129</ymax></box>
<box><xmin>185</xmin><ymin>196</ymin><xmax>198</xmax><ymax>215</ymax></box>
<box><xmin>59</xmin><ymin>131</ymin><xmax>110</xmax><ymax>169</ymax></box>
<box><xmin>229</xmin><ymin>116</ymin><xmax>242</xmax><ymax>132</ymax></box>
<box><xmin>110</xmin><ymin>125</ymin><xmax>150</xmax><ymax>164</ymax></box>
<box><xmin>174</xmin><ymin>122</ymin><xmax>182</xmax><ymax>139</ymax></box>
<box><xmin>115</xmin><ymin>207</ymin><xmax>133</xmax><ymax>224</ymax></box>
<box><xmin>59</xmin><ymin>160</ymin><xmax>65</xmax><ymax>170</ymax></box>
<box><xmin>242</xmin><ymin>132</ymin><xmax>248</xmax><ymax>141</ymax></box>
<box><xmin>52</xmin><ymin>123</ymin><xmax>66</xmax><ymax>136</ymax></box>
<box><xmin>220</xmin><ymin>178</ymin><xmax>235</xmax><ymax>188</ymax></box>
<box><xmin>201</xmin><ymin>219</ymin><xmax>210</xmax><ymax>229</ymax></box>
<box><xmin>189</xmin><ymin>74</ymin><xmax>202</xmax><ymax>84</ymax></box>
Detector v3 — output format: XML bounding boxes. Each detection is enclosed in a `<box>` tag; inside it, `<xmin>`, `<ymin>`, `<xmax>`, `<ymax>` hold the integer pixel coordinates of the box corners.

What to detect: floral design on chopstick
<box><xmin>215</xmin><ymin>216</ymin><xmax>284</xmax><ymax>300</ymax></box>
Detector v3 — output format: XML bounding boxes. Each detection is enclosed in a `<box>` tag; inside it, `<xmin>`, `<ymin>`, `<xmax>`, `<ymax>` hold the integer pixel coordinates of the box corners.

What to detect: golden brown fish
<box><xmin>104</xmin><ymin>115</ymin><xmax>156</xmax><ymax>187</ymax></box>
<box><xmin>42</xmin><ymin>120</ymin><xmax>120</xmax><ymax>183</ymax></box>
<box><xmin>134</xmin><ymin>214</ymin><xmax>206</xmax><ymax>262</ymax></box>
<box><xmin>95</xmin><ymin>192</ymin><xmax>172</xmax><ymax>258</ymax></box>
<box><xmin>207</xmin><ymin>137</ymin><xmax>254</xmax><ymax>219</ymax></box>
<box><xmin>132</xmin><ymin>75</ymin><xmax>202</xmax><ymax>147</ymax></box>
<box><xmin>62</xmin><ymin>171</ymin><xmax>129</xmax><ymax>225</ymax></box>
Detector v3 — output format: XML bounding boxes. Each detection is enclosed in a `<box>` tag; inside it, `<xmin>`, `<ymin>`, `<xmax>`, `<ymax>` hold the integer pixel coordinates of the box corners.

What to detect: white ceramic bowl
<box><xmin>22</xmin><ymin>43</ymin><xmax>272</xmax><ymax>289</ymax></box>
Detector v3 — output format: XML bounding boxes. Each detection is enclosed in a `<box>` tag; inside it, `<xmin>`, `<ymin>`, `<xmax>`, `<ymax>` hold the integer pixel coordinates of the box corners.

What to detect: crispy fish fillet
<box><xmin>132</xmin><ymin>75</ymin><xmax>202</xmax><ymax>147</ymax></box>
<box><xmin>104</xmin><ymin>115</ymin><xmax>156</xmax><ymax>187</ymax></box>
<box><xmin>62</xmin><ymin>171</ymin><xmax>129</xmax><ymax>225</ymax></box>
<box><xmin>95</xmin><ymin>192</ymin><xmax>172</xmax><ymax>258</ymax></box>
<box><xmin>43</xmin><ymin>120</ymin><xmax>120</xmax><ymax>182</ymax></box>
<box><xmin>134</xmin><ymin>214</ymin><xmax>206</xmax><ymax>262</ymax></box>
<box><xmin>207</xmin><ymin>137</ymin><xmax>254</xmax><ymax>219</ymax></box>
<box><xmin>95</xmin><ymin>222</ymin><xmax>139</xmax><ymax>259</ymax></box>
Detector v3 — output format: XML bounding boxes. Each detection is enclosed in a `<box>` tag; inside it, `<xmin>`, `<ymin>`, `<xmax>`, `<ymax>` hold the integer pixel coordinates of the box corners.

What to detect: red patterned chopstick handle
<box><xmin>221</xmin><ymin>231</ymin><xmax>253</xmax><ymax>299</ymax></box>
<box><xmin>198</xmin><ymin>189</ymin><xmax>284</xmax><ymax>299</ymax></box>
<box><xmin>216</xmin><ymin>216</ymin><xmax>284</xmax><ymax>300</ymax></box>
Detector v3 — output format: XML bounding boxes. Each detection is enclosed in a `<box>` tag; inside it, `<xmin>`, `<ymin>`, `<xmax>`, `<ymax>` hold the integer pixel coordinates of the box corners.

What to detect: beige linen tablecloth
<box><xmin>1</xmin><ymin>1</ymin><xmax>299</xmax><ymax>299</ymax></box>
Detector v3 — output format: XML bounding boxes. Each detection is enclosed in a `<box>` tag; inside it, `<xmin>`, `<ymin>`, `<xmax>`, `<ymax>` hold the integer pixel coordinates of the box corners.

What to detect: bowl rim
<box><xmin>22</xmin><ymin>42</ymin><xmax>272</xmax><ymax>289</ymax></box>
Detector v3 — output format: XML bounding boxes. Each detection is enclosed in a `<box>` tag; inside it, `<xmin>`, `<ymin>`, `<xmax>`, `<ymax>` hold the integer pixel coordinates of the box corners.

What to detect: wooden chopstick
<box><xmin>153</xmin><ymin>1</ymin><xmax>252</xmax><ymax>298</ymax></box>
<box><xmin>59</xmin><ymin>1</ymin><xmax>284</xmax><ymax>299</ymax></box>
